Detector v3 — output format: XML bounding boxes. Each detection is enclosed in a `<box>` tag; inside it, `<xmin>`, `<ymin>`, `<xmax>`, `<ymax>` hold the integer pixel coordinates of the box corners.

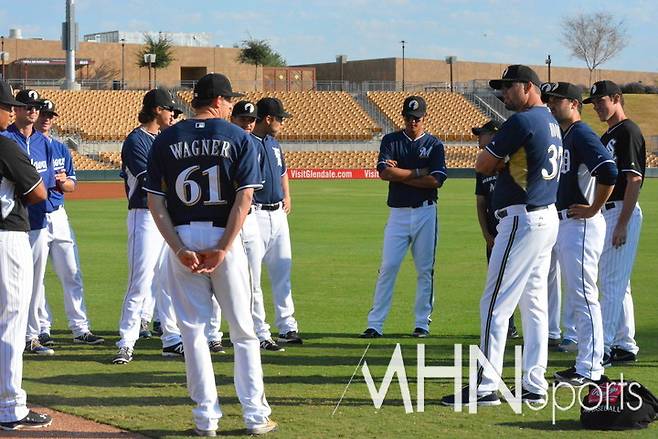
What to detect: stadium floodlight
<box><xmin>545</xmin><ymin>54</ymin><xmax>552</xmax><ymax>82</ymax></box>
<box><xmin>400</xmin><ymin>41</ymin><xmax>406</xmax><ymax>91</ymax></box>
<box><xmin>445</xmin><ymin>56</ymin><xmax>457</xmax><ymax>93</ymax></box>
<box><xmin>145</xmin><ymin>53</ymin><xmax>156</xmax><ymax>88</ymax></box>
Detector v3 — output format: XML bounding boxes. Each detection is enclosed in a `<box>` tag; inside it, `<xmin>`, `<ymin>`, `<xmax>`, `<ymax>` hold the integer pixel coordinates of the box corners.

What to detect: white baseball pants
<box><xmin>0</xmin><ymin>231</ymin><xmax>32</xmax><ymax>423</ymax></box>
<box><xmin>26</xmin><ymin>227</ymin><xmax>49</xmax><ymax>341</ymax></box>
<box><xmin>117</xmin><ymin>209</ymin><xmax>180</xmax><ymax>349</ymax></box>
<box><xmin>168</xmin><ymin>222</ymin><xmax>270</xmax><ymax>432</ymax></box>
<box><xmin>36</xmin><ymin>207</ymin><xmax>91</xmax><ymax>337</ymax></box>
<box><xmin>547</xmin><ymin>247</ymin><xmax>562</xmax><ymax>340</ymax></box>
<box><xmin>599</xmin><ymin>201</ymin><xmax>642</xmax><ymax>355</ymax></box>
<box><xmin>367</xmin><ymin>203</ymin><xmax>438</xmax><ymax>334</ymax></box>
<box><xmin>477</xmin><ymin>204</ymin><xmax>558</xmax><ymax>396</ymax></box>
<box><xmin>242</xmin><ymin>213</ymin><xmax>270</xmax><ymax>341</ymax></box>
<box><xmin>555</xmin><ymin>212</ymin><xmax>605</xmax><ymax>380</ymax></box>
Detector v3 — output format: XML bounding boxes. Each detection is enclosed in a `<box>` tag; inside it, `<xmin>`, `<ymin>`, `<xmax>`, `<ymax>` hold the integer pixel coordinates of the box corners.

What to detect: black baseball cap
<box><xmin>256</xmin><ymin>97</ymin><xmax>291</xmax><ymax>119</ymax></box>
<box><xmin>40</xmin><ymin>99</ymin><xmax>59</xmax><ymax>116</ymax></box>
<box><xmin>583</xmin><ymin>80</ymin><xmax>622</xmax><ymax>104</ymax></box>
<box><xmin>540</xmin><ymin>82</ymin><xmax>583</xmax><ymax>103</ymax></box>
<box><xmin>143</xmin><ymin>88</ymin><xmax>179</xmax><ymax>111</ymax></box>
<box><xmin>232</xmin><ymin>100</ymin><xmax>257</xmax><ymax>118</ymax></box>
<box><xmin>401</xmin><ymin>95</ymin><xmax>427</xmax><ymax>118</ymax></box>
<box><xmin>489</xmin><ymin>64</ymin><xmax>541</xmax><ymax>89</ymax></box>
<box><xmin>471</xmin><ymin>119</ymin><xmax>502</xmax><ymax>136</ymax></box>
<box><xmin>0</xmin><ymin>80</ymin><xmax>25</xmax><ymax>107</ymax></box>
<box><xmin>193</xmin><ymin>73</ymin><xmax>245</xmax><ymax>100</ymax></box>
<box><xmin>15</xmin><ymin>89</ymin><xmax>44</xmax><ymax>107</ymax></box>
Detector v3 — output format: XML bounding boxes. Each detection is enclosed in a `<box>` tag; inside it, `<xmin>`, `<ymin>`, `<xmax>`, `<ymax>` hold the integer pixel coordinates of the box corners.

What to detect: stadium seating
<box><xmin>178</xmin><ymin>90</ymin><xmax>379</xmax><ymax>141</ymax></box>
<box><xmin>70</xmin><ymin>149</ymin><xmax>115</xmax><ymax>170</ymax></box>
<box><xmin>367</xmin><ymin>91</ymin><xmax>487</xmax><ymax>141</ymax></box>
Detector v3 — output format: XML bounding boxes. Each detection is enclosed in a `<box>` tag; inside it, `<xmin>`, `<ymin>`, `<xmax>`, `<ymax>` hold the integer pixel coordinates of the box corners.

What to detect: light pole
<box><xmin>445</xmin><ymin>56</ymin><xmax>457</xmax><ymax>93</ymax></box>
<box><xmin>1</xmin><ymin>36</ymin><xmax>5</xmax><ymax>80</ymax></box>
<box><xmin>545</xmin><ymin>54</ymin><xmax>552</xmax><ymax>82</ymax></box>
<box><xmin>400</xmin><ymin>40</ymin><xmax>406</xmax><ymax>91</ymax></box>
<box><xmin>336</xmin><ymin>54</ymin><xmax>347</xmax><ymax>91</ymax></box>
<box><xmin>144</xmin><ymin>53</ymin><xmax>156</xmax><ymax>88</ymax></box>
<box><xmin>120</xmin><ymin>38</ymin><xmax>125</xmax><ymax>89</ymax></box>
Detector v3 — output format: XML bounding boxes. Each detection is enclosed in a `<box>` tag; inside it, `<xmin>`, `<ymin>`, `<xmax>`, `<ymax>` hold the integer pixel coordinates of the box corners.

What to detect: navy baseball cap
<box><xmin>15</xmin><ymin>89</ymin><xmax>44</xmax><ymax>107</ymax></box>
<box><xmin>540</xmin><ymin>82</ymin><xmax>583</xmax><ymax>103</ymax></box>
<box><xmin>232</xmin><ymin>100</ymin><xmax>257</xmax><ymax>118</ymax></box>
<box><xmin>402</xmin><ymin>96</ymin><xmax>426</xmax><ymax>118</ymax></box>
<box><xmin>193</xmin><ymin>73</ymin><xmax>244</xmax><ymax>100</ymax></box>
<box><xmin>256</xmin><ymin>97</ymin><xmax>291</xmax><ymax>119</ymax></box>
<box><xmin>40</xmin><ymin>99</ymin><xmax>59</xmax><ymax>116</ymax></box>
<box><xmin>143</xmin><ymin>87</ymin><xmax>179</xmax><ymax>111</ymax></box>
<box><xmin>583</xmin><ymin>80</ymin><xmax>622</xmax><ymax>104</ymax></box>
<box><xmin>471</xmin><ymin>120</ymin><xmax>502</xmax><ymax>136</ymax></box>
<box><xmin>489</xmin><ymin>65</ymin><xmax>541</xmax><ymax>89</ymax></box>
<box><xmin>0</xmin><ymin>81</ymin><xmax>25</xmax><ymax>107</ymax></box>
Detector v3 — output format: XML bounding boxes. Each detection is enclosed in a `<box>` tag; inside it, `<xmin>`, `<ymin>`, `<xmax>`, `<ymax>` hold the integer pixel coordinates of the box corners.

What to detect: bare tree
<box><xmin>560</xmin><ymin>12</ymin><xmax>628</xmax><ymax>86</ymax></box>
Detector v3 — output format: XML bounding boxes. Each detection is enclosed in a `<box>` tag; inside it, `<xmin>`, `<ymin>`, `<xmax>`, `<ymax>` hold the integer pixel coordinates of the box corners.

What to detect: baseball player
<box><xmin>231</xmin><ymin>100</ymin><xmax>257</xmax><ymax>133</ymax></box>
<box><xmin>543</xmin><ymin>82</ymin><xmax>617</xmax><ymax>385</ymax></box>
<box><xmin>0</xmin><ymin>79</ymin><xmax>52</xmax><ymax>431</ymax></box>
<box><xmin>0</xmin><ymin>89</ymin><xmax>57</xmax><ymax>355</ymax></box>
<box><xmin>473</xmin><ymin>119</ymin><xmax>519</xmax><ymax>339</ymax></box>
<box><xmin>144</xmin><ymin>73</ymin><xmax>276</xmax><ymax>436</ymax></box>
<box><xmin>247</xmin><ymin>97</ymin><xmax>302</xmax><ymax>346</ymax></box>
<box><xmin>113</xmin><ymin>88</ymin><xmax>184</xmax><ymax>364</ymax></box>
<box><xmin>442</xmin><ymin>65</ymin><xmax>561</xmax><ymax>406</ymax></box>
<box><xmin>361</xmin><ymin>95</ymin><xmax>447</xmax><ymax>338</ymax></box>
<box><xmin>32</xmin><ymin>99</ymin><xmax>104</xmax><ymax>347</ymax></box>
<box><xmin>584</xmin><ymin>80</ymin><xmax>645</xmax><ymax>366</ymax></box>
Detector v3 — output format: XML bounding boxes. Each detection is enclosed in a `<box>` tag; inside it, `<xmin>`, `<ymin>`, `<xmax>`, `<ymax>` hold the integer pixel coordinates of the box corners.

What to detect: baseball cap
<box><xmin>583</xmin><ymin>80</ymin><xmax>622</xmax><ymax>104</ymax></box>
<box><xmin>489</xmin><ymin>64</ymin><xmax>541</xmax><ymax>89</ymax></box>
<box><xmin>256</xmin><ymin>97</ymin><xmax>291</xmax><ymax>119</ymax></box>
<box><xmin>471</xmin><ymin>119</ymin><xmax>502</xmax><ymax>136</ymax></box>
<box><xmin>193</xmin><ymin>73</ymin><xmax>245</xmax><ymax>100</ymax></box>
<box><xmin>232</xmin><ymin>100</ymin><xmax>257</xmax><ymax>118</ymax></box>
<box><xmin>15</xmin><ymin>89</ymin><xmax>44</xmax><ymax>107</ymax></box>
<box><xmin>40</xmin><ymin>99</ymin><xmax>59</xmax><ymax>116</ymax></box>
<box><xmin>143</xmin><ymin>88</ymin><xmax>179</xmax><ymax>111</ymax></box>
<box><xmin>0</xmin><ymin>80</ymin><xmax>25</xmax><ymax>107</ymax></box>
<box><xmin>401</xmin><ymin>96</ymin><xmax>427</xmax><ymax>118</ymax></box>
<box><xmin>540</xmin><ymin>82</ymin><xmax>582</xmax><ymax>103</ymax></box>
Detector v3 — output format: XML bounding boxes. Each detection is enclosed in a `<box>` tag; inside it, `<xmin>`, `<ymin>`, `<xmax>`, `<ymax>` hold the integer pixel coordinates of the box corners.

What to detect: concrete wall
<box><xmin>297</xmin><ymin>57</ymin><xmax>658</xmax><ymax>86</ymax></box>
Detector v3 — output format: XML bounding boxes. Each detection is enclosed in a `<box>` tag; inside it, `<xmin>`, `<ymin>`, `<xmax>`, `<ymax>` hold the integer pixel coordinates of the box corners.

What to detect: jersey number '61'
<box><xmin>175</xmin><ymin>165</ymin><xmax>227</xmax><ymax>206</ymax></box>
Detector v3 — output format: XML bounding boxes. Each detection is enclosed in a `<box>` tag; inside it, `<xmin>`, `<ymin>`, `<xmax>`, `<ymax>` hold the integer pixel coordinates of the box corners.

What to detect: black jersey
<box><xmin>600</xmin><ymin>119</ymin><xmax>645</xmax><ymax>201</ymax></box>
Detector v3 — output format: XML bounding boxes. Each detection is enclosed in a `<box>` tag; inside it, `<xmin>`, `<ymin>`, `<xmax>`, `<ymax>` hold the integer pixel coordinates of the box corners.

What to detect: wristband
<box><xmin>175</xmin><ymin>247</ymin><xmax>187</xmax><ymax>256</ymax></box>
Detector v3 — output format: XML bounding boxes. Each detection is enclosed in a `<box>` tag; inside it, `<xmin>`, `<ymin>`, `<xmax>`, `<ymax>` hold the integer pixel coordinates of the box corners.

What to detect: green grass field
<box><xmin>28</xmin><ymin>179</ymin><xmax>658</xmax><ymax>438</ymax></box>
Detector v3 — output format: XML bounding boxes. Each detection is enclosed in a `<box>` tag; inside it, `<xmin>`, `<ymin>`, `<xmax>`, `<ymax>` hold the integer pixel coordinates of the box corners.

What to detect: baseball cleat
<box><xmin>554</xmin><ymin>367</ymin><xmax>593</xmax><ymax>386</ymax></box>
<box><xmin>112</xmin><ymin>346</ymin><xmax>133</xmax><ymax>364</ymax></box>
<box><xmin>278</xmin><ymin>330</ymin><xmax>302</xmax><ymax>344</ymax></box>
<box><xmin>162</xmin><ymin>341</ymin><xmax>185</xmax><ymax>357</ymax></box>
<box><xmin>73</xmin><ymin>332</ymin><xmax>105</xmax><ymax>345</ymax></box>
<box><xmin>548</xmin><ymin>337</ymin><xmax>562</xmax><ymax>348</ymax></box>
<box><xmin>611</xmin><ymin>347</ymin><xmax>637</xmax><ymax>364</ymax></box>
<box><xmin>260</xmin><ymin>339</ymin><xmax>285</xmax><ymax>352</ymax></box>
<box><xmin>412</xmin><ymin>327</ymin><xmax>429</xmax><ymax>338</ymax></box>
<box><xmin>208</xmin><ymin>340</ymin><xmax>226</xmax><ymax>354</ymax></box>
<box><xmin>520</xmin><ymin>388</ymin><xmax>546</xmax><ymax>404</ymax></box>
<box><xmin>139</xmin><ymin>319</ymin><xmax>151</xmax><ymax>339</ymax></box>
<box><xmin>246</xmin><ymin>418</ymin><xmax>278</xmax><ymax>435</ymax></box>
<box><xmin>25</xmin><ymin>339</ymin><xmax>54</xmax><ymax>355</ymax></box>
<box><xmin>152</xmin><ymin>320</ymin><xmax>163</xmax><ymax>337</ymax></box>
<box><xmin>557</xmin><ymin>338</ymin><xmax>578</xmax><ymax>352</ymax></box>
<box><xmin>440</xmin><ymin>386</ymin><xmax>501</xmax><ymax>407</ymax></box>
<box><xmin>193</xmin><ymin>427</ymin><xmax>217</xmax><ymax>437</ymax></box>
<box><xmin>602</xmin><ymin>352</ymin><xmax>613</xmax><ymax>367</ymax></box>
<box><xmin>0</xmin><ymin>410</ymin><xmax>52</xmax><ymax>430</ymax></box>
<box><xmin>359</xmin><ymin>328</ymin><xmax>382</xmax><ymax>339</ymax></box>
<box><xmin>38</xmin><ymin>332</ymin><xmax>55</xmax><ymax>347</ymax></box>
<box><xmin>507</xmin><ymin>327</ymin><xmax>520</xmax><ymax>339</ymax></box>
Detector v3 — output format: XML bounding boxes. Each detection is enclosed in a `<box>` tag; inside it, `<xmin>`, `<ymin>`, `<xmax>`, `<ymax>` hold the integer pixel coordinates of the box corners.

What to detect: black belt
<box><xmin>497</xmin><ymin>204</ymin><xmax>548</xmax><ymax>219</ymax></box>
<box><xmin>557</xmin><ymin>210</ymin><xmax>572</xmax><ymax>220</ymax></box>
<box><xmin>259</xmin><ymin>203</ymin><xmax>282</xmax><ymax>211</ymax></box>
<box><xmin>604</xmin><ymin>201</ymin><xmax>619</xmax><ymax>211</ymax></box>
<box><xmin>176</xmin><ymin>220</ymin><xmax>226</xmax><ymax>228</ymax></box>
<box><xmin>411</xmin><ymin>199</ymin><xmax>435</xmax><ymax>208</ymax></box>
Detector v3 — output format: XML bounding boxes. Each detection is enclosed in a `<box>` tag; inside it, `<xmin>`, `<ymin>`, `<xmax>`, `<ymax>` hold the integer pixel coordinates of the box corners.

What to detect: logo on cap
<box><xmin>28</xmin><ymin>90</ymin><xmax>39</xmax><ymax>100</ymax></box>
<box><xmin>408</xmin><ymin>100</ymin><xmax>419</xmax><ymax>110</ymax></box>
<box><xmin>591</xmin><ymin>84</ymin><xmax>597</xmax><ymax>94</ymax></box>
<box><xmin>43</xmin><ymin>100</ymin><xmax>54</xmax><ymax>110</ymax></box>
<box><xmin>245</xmin><ymin>103</ymin><xmax>255</xmax><ymax>113</ymax></box>
<box><xmin>541</xmin><ymin>82</ymin><xmax>559</xmax><ymax>93</ymax></box>
<box><xmin>502</xmin><ymin>67</ymin><xmax>509</xmax><ymax>77</ymax></box>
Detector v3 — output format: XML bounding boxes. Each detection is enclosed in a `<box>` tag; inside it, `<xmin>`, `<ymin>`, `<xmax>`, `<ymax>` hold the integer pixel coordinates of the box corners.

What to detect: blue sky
<box><xmin>0</xmin><ymin>0</ymin><xmax>656</xmax><ymax>72</ymax></box>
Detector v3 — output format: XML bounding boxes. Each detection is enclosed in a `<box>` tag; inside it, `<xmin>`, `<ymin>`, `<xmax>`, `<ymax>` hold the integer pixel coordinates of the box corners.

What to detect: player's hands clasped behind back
<box><xmin>176</xmin><ymin>247</ymin><xmax>228</xmax><ymax>273</ymax></box>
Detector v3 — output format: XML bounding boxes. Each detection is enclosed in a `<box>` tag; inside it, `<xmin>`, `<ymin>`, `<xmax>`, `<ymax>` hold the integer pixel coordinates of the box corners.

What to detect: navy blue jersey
<box><xmin>600</xmin><ymin>119</ymin><xmax>645</xmax><ymax>201</ymax></box>
<box><xmin>557</xmin><ymin>121</ymin><xmax>617</xmax><ymax>210</ymax></box>
<box><xmin>45</xmin><ymin>137</ymin><xmax>76</xmax><ymax>212</ymax></box>
<box><xmin>250</xmin><ymin>133</ymin><xmax>286</xmax><ymax>204</ymax></box>
<box><xmin>376</xmin><ymin>131</ymin><xmax>447</xmax><ymax>208</ymax></box>
<box><xmin>0</xmin><ymin>136</ymin><xmax>43</xmax><ymax>232</ymax></box>
<box><xmin>144</xmin><ymin>118</ymin><xmax>263</xmax><ymax>227</ymax></box>
<box><xmin>475</xmin><ymin>172</ymin><xmax>498</xmax><ymax>234</ymax></box>
<box><xmin>1</xmin><ymin>124</ymin><xmax>55</xmax><ymax>229</ymax></box>
<box><xmin>121</xmin><ymin>127</ymin><xmax>156</xmax><ymax>209</ymax></box>
<box><xmin>485</xmin><ymin>106</ymin><xmax>562</xmax><ymax>210</ymax></box>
